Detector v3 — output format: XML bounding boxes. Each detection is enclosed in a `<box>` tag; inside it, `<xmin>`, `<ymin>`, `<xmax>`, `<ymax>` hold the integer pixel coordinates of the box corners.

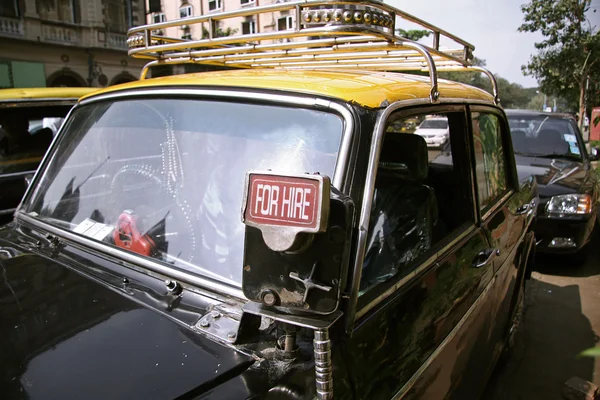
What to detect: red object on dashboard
<box><xmin>113</xmin><ymin>211</ymin><xmax>156</xmax><ymax>257</ymax></box>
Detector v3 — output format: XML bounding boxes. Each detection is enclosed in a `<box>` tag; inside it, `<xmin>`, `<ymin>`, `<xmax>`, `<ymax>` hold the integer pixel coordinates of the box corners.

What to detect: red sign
<box><xmin>245</xmin><ymin>174</ymin><xmax>321</xmax><ymax>229</ymax></box>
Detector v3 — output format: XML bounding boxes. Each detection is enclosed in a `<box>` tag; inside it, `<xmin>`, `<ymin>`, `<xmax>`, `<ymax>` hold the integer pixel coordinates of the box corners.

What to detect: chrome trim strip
<box><xmin>18</xmin><ymin>213</ymin><xmax>247</xmax><ymax>299</ymax></box>
<box><xmin>481</xmin><ymin>190</ymin><xmax>513</xmax><ymax>222</ymax></box>
<box><xmin>0</xmin><ymin>99</ymin><xmax>79</xmax><ymax>107</ymax></box>
<box><xmin>355</xmin><ymin>225</ymin><xmax>474</xmax><ymax>320</ymax></box>
<box><xmin>15</xmin><ymin>87</ymin><xmax>354</xmax><ymax>298</ymax></box>
<box><xmin>0</xmin><ymin>170</ymin><xmax>36</xmax><ymax>180</ymax></box>
<box><xmin>392</xmin><ymin>274</ymin><xmax>496</xmax><ymax>399</ymax></box>
<box><xmin>0</xmin><ymin>207</ymin><xmax>16</xmax><ymax>216</ymax></box>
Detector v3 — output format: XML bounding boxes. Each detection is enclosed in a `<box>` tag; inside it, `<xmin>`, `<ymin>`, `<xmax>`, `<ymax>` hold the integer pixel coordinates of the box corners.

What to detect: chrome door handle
<box><xmin>473</xmin><ymin>248</ymin><xmax>500</xmax><ymax>268</ymax></box>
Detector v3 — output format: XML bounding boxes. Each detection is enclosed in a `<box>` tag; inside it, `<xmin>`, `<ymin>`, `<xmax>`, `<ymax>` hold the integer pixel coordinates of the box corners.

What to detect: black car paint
<box><xmin>0</xmin><ymin>94</ymin><xmax>536</xmax><ymax>400</ymax></box>
<box><xmin>514</xmin><ymin>154</ymin><xmax>598</xmax><ymax>253</ymax></box>
<box><xmin>0</xmin><ymin>224</ymin><xmax>260</xmax><ymax>400</ymax></box>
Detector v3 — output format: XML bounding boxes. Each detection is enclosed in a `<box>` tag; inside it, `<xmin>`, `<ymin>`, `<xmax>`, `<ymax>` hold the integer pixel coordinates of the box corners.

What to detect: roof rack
<box><xmin>127</xmin><ymin>0</ymin><xmax>499</xmax><ymax>104</ymax></box>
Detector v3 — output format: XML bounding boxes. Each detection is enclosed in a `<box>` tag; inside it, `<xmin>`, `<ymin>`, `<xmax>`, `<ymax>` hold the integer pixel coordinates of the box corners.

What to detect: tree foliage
<box><xmin>519</xmin><ymin>0</ymin><xmax>600</xmax><ymax>126</ymax></box>
<box><xmin>438</xmin><ymin>58</ymin><xmax>537</xmax><ymax>109</ymax></box>
<box><xmin>396</xmin><ymin>29</ymin><xmax>431</xmax><ymax>42</ymax></box>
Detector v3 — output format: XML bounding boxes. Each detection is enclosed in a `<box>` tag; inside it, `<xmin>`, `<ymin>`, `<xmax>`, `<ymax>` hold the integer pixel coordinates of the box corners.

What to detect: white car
<box><xmin>414</xmin><ymin>117</ymin><xmax>449</xmax><ymax>148</ymax></box>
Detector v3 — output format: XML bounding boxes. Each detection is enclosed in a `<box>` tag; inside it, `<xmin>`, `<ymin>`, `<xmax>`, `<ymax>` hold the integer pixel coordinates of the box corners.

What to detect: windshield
<box><xmin>24</xmin><ymin>98</ymin><xmax>343</xmax><ymax>286</ymax></box>
<box><xmin>508</xmin><ymin>115</ymin><xmax>584</xmax><ymax>160</ymax></box>
<box><xmin>419</xmin><ymin>119</ymin><xmax>448</xmax><ymax>129</ymax></box>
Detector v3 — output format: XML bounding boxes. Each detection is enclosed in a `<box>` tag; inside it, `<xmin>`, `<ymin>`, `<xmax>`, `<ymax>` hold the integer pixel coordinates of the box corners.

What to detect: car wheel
<box><xmin>507</xmin><ymin>282</ymin><xmax>524</xmax><ymax>351</ymax></box>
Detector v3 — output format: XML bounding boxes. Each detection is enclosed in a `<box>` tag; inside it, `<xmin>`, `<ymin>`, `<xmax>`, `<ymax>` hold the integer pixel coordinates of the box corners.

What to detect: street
<box><xmin>484</xmin><ymin>231</ymin><xmax>600</xmax><ymax>399</ymax></box>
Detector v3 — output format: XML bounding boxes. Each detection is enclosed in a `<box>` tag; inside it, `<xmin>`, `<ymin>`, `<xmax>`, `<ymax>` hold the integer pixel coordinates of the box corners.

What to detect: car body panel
<box><xmin>0</xmin><ymin>226</ymin><xmax>256</xmax><ymax>399</ymax></box>
<box><xmin>80</xmin><ymin>69</ymin><xmax>494</xmax><ymax>109</ymax></box>
<box><xmin>345</xmin><ymin>228</ymin><xmax>494</xmax><ymax>399</ymax></box>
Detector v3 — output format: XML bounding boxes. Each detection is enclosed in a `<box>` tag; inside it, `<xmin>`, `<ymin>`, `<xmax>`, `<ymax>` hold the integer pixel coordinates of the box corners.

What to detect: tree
<box><xmin>519</xmin><ymin>0</ymin><xmax>600</xmax><ymax>129</ymax></box>
<box><xmin>201</xmin><ymin>23</ymin><xmax>238</xmax><ymax>39</ymax></box>
<box><xmin>396</xmin><ymin>29</ymin><xmax>430</xmax><ymax>42</ymax></box>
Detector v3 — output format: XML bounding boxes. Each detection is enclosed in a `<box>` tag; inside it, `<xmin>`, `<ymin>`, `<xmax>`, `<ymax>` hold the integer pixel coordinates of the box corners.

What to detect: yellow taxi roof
<box><xmin>0</xmin><ymin>87</ymin><xmax>97</xmax><ymax>102</ymax></box>
<box><xmin>82</xmin><ymin>69</ymin><xmax>494</xmax><ymax>108</ymax></box>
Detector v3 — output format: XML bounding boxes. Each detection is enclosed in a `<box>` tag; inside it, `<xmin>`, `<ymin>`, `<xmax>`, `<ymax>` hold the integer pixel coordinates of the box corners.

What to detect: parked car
<box><xmin>414</xmin><ymin>116</ymin><xmax>450</xmax><ymax>148</ymax></box>
<box><xmin>506</xmin><ymin>109</ymin><xmax>599</xmax><ymax>261</ymax></box>
<box><xmin>0</xmin><ymin>3</ymin><xmax>537</xmax><ymax>399</ymax></box>
<box><xmin>0</xmin><ymin>87</ymin><xmax>97</xmax><ymax>223</ymax></box>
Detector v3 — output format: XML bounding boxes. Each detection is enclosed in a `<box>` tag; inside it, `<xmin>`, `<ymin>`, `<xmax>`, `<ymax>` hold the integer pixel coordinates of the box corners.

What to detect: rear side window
<box><xmin>471</xmin><ymin>112</ymin><xmax>508</xmax><ymax>210</ymax></box>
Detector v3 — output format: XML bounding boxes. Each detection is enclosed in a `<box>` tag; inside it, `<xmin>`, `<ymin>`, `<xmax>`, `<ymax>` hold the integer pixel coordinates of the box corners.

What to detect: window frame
<box><xmin>277</xmin><ymin>15</ymin><xmax>293</xmax><ymax>31</ymax></box>
<box><xmin>352</xmin><ymin>104</ymin><xmax>478</xmax><ymax>323</ymax></box>
<box><xmin>208</xmin><ymin>0</ymin><xmax>222</xmax><ymax>12</ymax></box>
<box><xmin>467</xmin><ymin>105</ymin><xmax>518</xmax><ymax>223</ymax></box>
<box><xmin>240</xmin><ymin>0</ymin><xmax>255</xmax><ymax>5</ymax></box>
<box><xmin>241</xmin><ymin>19</ymin><xmax>257</xmax><ymax>35</ymax></box>
<box><xmin>179</xmin><ymin>5</ymin><xmax>193</xmax><ymax>18</ymax></box>
<box><xmin>152</xmin><ymin>12</ymin><xmax>166</xmax><ymax>23</ymax></box>
<box><xmin>0</xmin><ymin>0</ymin><xmax>20</xmax><ymax>18</ymax></box>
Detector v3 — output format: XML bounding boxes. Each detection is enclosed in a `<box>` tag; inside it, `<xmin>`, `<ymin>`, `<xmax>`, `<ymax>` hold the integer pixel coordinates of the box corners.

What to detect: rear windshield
<box><xmin>24</xmin><ymin>98</ymin><xmax>343</xmax><ymax>286</ymax></box>
<box><xmin>419</xmin><ymin>119</ymin><xmax>448</xmax><ymax>129</ymax></box>
<box><xmin>508</xmin><ymin>115</ymin><xmax>584</xmax><ymax>160</ymax></box>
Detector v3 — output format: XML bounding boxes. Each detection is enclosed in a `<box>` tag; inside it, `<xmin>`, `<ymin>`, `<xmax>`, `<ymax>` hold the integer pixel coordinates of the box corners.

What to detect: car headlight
<box><xmin>545</xmin><ymin>194</ymin><xmax>592</xmax><ymax>216</ymax></box>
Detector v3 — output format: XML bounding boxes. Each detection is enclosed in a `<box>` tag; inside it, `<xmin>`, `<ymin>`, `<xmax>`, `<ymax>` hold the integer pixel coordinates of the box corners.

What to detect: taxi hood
<box><xmin>0</xmin><ymin>235</ymin><xmax>254</xmax><ymax>399</ymax></box>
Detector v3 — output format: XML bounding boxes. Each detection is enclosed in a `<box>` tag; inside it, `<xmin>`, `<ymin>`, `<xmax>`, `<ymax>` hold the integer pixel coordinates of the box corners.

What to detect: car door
<box><xmin>469</xmin><ymin>107</ymin><xmax>530</xmax><ymax>364</ymax></box>
<box><xmin>342</xmin><ymin>105</ymin><xmax>498</xmax><ymax>399</ymax></box>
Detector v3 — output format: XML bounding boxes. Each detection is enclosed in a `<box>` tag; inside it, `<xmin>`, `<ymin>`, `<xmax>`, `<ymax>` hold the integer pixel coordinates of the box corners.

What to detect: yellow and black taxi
<box><xmin>507</xmin><ymin>109</ymin><xmax>599</xmax><ymax>262</ymax></box>
<box><xmin>0</xmin><ymin>87</ymin><xmax>96</xmax><ymax>223</ymax></box>
<box><xmin>0</xmin><ymin>2</ymin><xmax>538</xmax><ymax>399</ymax></box>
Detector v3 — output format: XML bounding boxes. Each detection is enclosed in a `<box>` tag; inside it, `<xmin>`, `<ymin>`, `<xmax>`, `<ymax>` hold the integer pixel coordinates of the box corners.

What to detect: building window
<box><xmin>277</xmin><ymin>15</ymin><xmax>293</xmax><ymax>31</ymax></box>
<box><xmin>241</xmin><ymin>0</ymin><xmax>255</xmax><ymax>5</ymax></box>
<box><xmin>0</xmin><ymin>0</ymin><xmax>19</xmax><ymax>18</ymax></box>
<box><xmin>208</xmin><ymin>0</ymin><xmax>222</xmax><ymax>11</ymax></box>
<box><xmin>242</xmin><ymin>19</ymin><xmax>256</xmax><ymax>34</ymax></box>
<box><xmin>36</xmin><ymin>0</ymin><xmax>80</xmax><ymax>23</ymax></box>
<box><xmin>153</xmin><ymin>13</ymin><xmax>166</xmax><ymax>23</ymax></box>
<box><xmin>180</xmin><ymin>5</ymin><xmax>192</xmax><ymax>18</ymax></box>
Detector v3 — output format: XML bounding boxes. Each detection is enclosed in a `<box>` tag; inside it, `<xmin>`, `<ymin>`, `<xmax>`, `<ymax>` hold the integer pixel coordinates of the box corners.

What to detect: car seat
<box><xmin>361</xmin><ymin>134</ymin><xmax>438</xmax><ymax>291</ymax></box>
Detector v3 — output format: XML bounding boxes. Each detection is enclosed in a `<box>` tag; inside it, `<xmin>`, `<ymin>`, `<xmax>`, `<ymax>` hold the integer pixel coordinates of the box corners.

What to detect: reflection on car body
<box><xmin>0</xmin><ymin>87</ymin><xmax>97</xmax><ymax>223</ymax></box>
<box><xmin>0</xmin><ymin>2</ymin><xmax>537</xmax><ymax>399</ymax></box>
<box><xmin>507</xmin><ymin>109</ymin><xmax>599</xmax><ymax>261</ymax></box>
<box><xmin>414</xmin><ymin>116</ymin><xmax>450</xmax><ymax>148</ymax></box>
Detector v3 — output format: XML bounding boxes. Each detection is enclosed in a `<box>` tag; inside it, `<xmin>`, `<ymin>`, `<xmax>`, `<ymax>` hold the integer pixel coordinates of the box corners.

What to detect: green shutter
<box><xmin>0</xmin><ymin>63</ymin><xmax>11</xmax><ymax>88</ymax></box>
<box><xmin>11</xmin><ymin>61</ymin><xmax>46</xmax><ymax>88</ymax></box>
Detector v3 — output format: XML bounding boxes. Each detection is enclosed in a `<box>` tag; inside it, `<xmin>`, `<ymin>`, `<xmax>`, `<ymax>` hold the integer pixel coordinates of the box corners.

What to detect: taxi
<box><xmin>0</xmin><ymin>87</ymin><xmax>96</xmax><ymax>222</ymax></box>
<box><xmin>0</xmin><ymin>1</ymin><xmax>537</xmax><ymax>399</ymax></box>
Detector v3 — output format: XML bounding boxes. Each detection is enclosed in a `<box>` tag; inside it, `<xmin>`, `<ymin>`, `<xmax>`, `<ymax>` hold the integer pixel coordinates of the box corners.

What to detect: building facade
<box><xmin>146</xmin><ymin>0</ymin><xmax>295</xmax><ymax>43</ymax></box>
<box><xmin>0</xmin><ymin>0</ymin><xmax>147</xmax><ymax>88</ymax></box>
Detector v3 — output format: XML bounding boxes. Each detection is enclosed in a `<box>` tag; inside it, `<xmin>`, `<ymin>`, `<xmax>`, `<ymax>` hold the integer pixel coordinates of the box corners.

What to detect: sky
<box><xmin>386</xmin><ymin>0</ymin><xmax>598</xmax><ymax>88</ymax></box>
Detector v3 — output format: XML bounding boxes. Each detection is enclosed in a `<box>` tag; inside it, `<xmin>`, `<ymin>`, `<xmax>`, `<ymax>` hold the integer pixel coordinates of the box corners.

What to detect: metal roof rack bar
<box><xmin>128</xmin><ymin>0</ymin><xmax>499</xmax><ymax>104</ymax></box>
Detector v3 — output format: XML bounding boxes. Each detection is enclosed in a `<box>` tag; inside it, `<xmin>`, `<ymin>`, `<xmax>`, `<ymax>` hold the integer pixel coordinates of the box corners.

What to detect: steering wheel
<box><xmin>109</xmin><ymin>164</ymin><xmax>197</xmax><ymax>262</ymax></box>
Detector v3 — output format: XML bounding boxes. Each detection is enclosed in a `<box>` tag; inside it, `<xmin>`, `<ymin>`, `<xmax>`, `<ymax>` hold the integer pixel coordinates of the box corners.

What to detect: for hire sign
<box><xmin>242</xmin><ymin>171</ymin><xmax>330</xmax><ymax>252</ymax></box>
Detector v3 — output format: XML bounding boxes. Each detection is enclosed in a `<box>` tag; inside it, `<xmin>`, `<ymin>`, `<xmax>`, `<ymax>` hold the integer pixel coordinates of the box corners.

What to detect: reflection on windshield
<box><xmin>508</xmin><ymin>116</ymin><xmax>583</xmax><ymax>160</ymax></box>
<box><xmin>25</xmin><ymin>99</ymin><xmax>343</xmax><ymax>286</ymax></box>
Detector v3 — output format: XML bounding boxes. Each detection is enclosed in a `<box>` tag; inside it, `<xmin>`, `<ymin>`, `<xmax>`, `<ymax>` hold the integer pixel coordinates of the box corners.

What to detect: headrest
<box><xmin>538</xmin><ymin>128</ymin><xmax>569</xmax><ymax>154</ymax></box>
<box><xmin>379</xmin><ymin>134</ymin><xmax>428</xmax><ymax>181</ymax></box>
